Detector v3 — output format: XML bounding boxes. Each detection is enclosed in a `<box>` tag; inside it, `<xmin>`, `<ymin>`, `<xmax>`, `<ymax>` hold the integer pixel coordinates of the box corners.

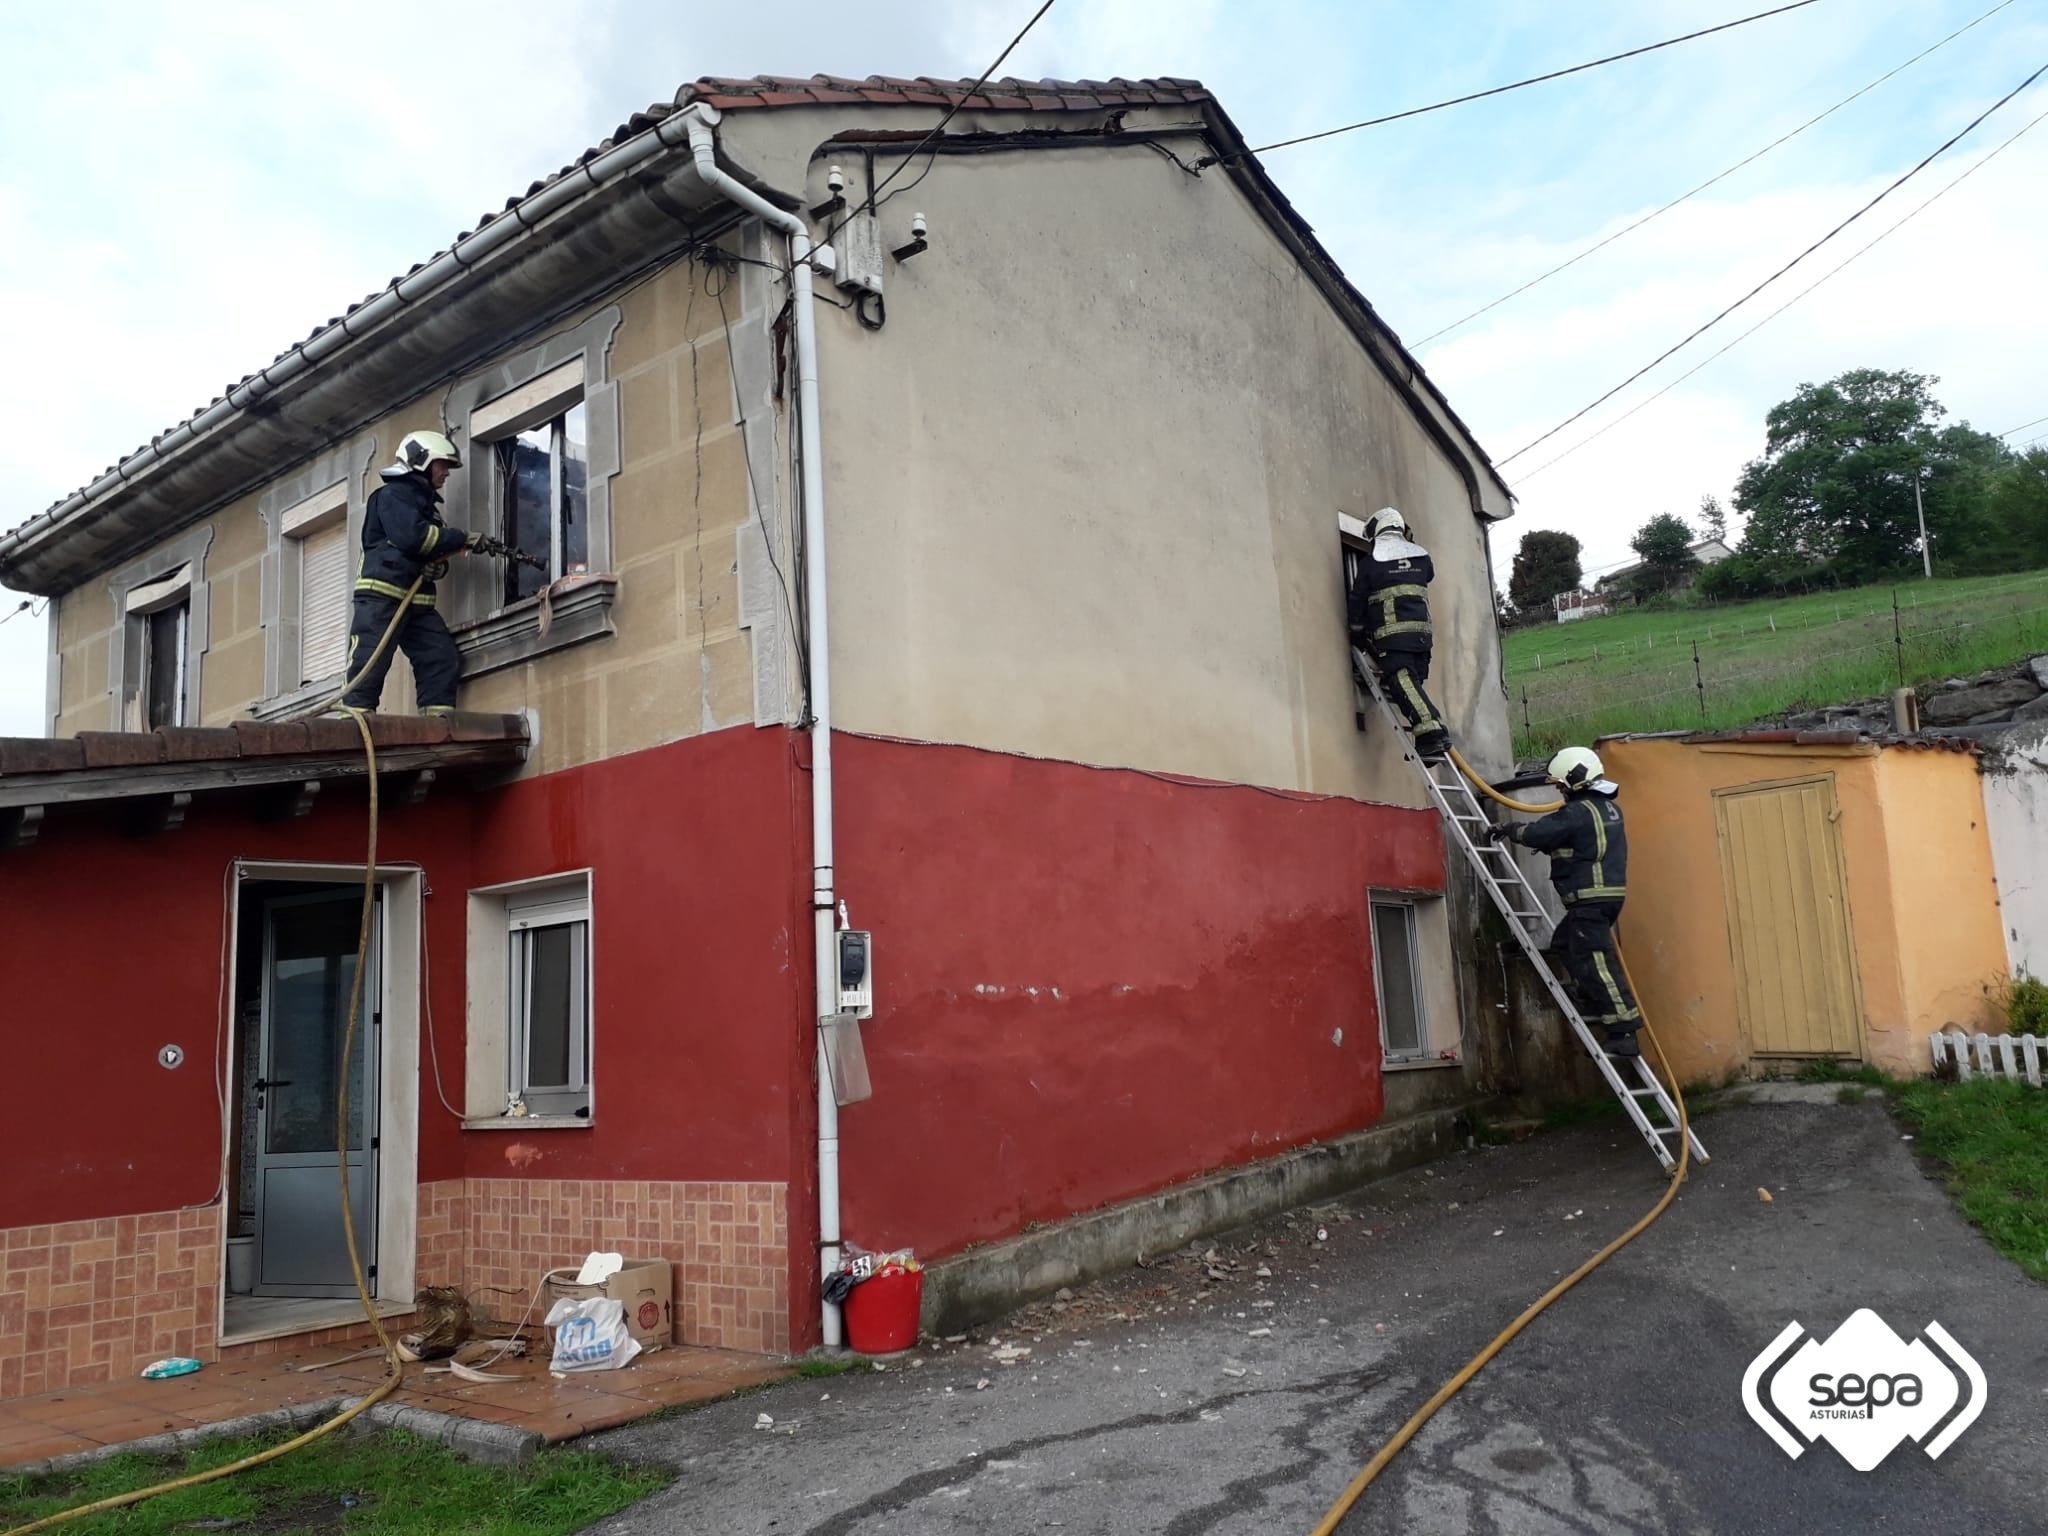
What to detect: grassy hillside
<box><xmin>1505</xmin><ymin>568</ymin><xmax>2048</xmax><ymax>758</ymax></box>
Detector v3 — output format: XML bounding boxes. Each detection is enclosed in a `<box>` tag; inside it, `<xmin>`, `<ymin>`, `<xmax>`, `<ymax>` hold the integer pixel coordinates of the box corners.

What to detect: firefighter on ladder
<box><xmin>1488</xmin><ymin>745</ymin><xmax>1643</xmax><ymax>1058</ymax></box>
<box><xmin>1349</xmin><ymin>506</ymin><xmax>1451</xmax><ymax>758</ymax></box>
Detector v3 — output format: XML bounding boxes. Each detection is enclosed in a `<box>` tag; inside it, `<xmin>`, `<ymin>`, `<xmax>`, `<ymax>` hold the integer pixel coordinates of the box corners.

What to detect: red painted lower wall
<box><xmin>5</xmin><ymin>720</ymin><xmax>1443</xmax><ymax>1364</ymax></box>
<box><xmin>0</xmin><ymin>800</ymin><xmax>472</xmax><ymax>1230</ymax></box>
<box><xmin>0</xmin><ymin>726</ymin><xmax>806</xmax><ymax>1232</ymax></box>
<box><xmin>828</xmin><ymin>734</ymin><xmax>1443</xmax><ymax>1262</ymax></box>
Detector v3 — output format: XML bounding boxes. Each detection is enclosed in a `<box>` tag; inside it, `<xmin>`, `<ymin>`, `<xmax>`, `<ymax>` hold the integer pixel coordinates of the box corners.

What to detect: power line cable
<box><xmin>1413</xmin><ymin>0</ymin><xmax>2016</xmax><ymax>347</ymax></box>
<box><xmin>862</xmin><ymin>0</ymin><xmax>1059</xmax><ymax>209</ymax></box>
<box><xmin>1997</xmin><ymin>412</ymin><xmax>2048</xmax><ymax>437</ymax></box>
<box><xmin>1498</xmin><ymin>58</ymin><xmax>2048</xmax><ymax>467</ymax></box>
<box><xmin>1208</xmin><ymin>0</ymin><xmax>1826</xmax><ymax>164</ymax></box>
<box><xmin>1512</xmin><ymin>98</ymin><xmax>2048</xmax><ymax>483</ymax></box>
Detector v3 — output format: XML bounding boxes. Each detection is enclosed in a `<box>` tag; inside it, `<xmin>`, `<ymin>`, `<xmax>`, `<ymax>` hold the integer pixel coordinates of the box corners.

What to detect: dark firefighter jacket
<box><xmin>1349</xmin><ymin>534</ymin><xmax>1433</xmax><ymax>652</ymax></box>
<box><xmin>1513</xmin><ymin>789</ymin><xmax>1628</xmax><ymax>906</ymax></box>
<box><xmin>354</xmin><ymin>472</ymin><xmax>468</xmax><ymax>607</ymax></box>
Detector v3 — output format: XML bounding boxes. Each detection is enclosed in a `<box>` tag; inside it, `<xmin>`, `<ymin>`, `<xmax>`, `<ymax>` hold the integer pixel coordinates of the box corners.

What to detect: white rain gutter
<box><xmin>0</xmin><ymin>104</ymin><xmax>713</xmax><ymax>588</ymax></box>
<box><xmin>680</xmin><ymin>103</ymin><xmax>845</xmax><ymax>1350</ymax></box>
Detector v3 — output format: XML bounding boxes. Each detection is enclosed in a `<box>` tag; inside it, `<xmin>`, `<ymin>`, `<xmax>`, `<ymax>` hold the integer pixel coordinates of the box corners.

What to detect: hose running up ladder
<box><xmin>1306</xmin><ymin>650</ymin><xmax>1704</xmax><ymax>1535</ymax></box>
<box><xmin>1351</xmin><ymin>647</ymin><xmax>1708</xmax><ymax>1171</ymax></box>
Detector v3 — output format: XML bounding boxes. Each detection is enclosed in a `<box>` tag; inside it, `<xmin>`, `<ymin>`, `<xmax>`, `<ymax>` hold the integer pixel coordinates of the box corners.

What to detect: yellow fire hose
<box><xmin>4</xmin><ymin>580</ymin><xmax>426</xmax><ymax>1534</ymax></box>
<box><xmin>1307</xmin><ymin>744</ymin><xmax>1691</xmax><ymax>1535</ymax></box>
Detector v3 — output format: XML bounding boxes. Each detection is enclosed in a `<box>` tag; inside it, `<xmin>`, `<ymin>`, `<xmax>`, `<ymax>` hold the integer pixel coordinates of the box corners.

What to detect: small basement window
<box><xmin>1371</xmin><ymin>898</ymin><xmax>1427</xmax><ymax>1063</ymax></box>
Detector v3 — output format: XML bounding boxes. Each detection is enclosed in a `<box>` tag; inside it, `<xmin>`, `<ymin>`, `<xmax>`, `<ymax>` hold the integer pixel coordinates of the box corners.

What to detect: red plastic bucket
<box><xmin>843</xmin><ymin>1268</ymin><xmax>923</xmax><ymax>1354</ymax></box>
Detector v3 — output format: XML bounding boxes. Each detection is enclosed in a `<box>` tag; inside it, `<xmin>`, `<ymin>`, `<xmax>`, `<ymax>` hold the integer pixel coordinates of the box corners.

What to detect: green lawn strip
<box><xmin>1503</xmin><ymin>569</ymin><xmax>2048</xmax><ymax>758</ymax></box>
<box><xmin>1893</xmin><ymin>1078</ymin><xmax>2048</xmax><ymax>1283</ymax></box>
<box><xmin>0</xmin><ymin>1427</ymin><xmax>669</xmax><ymax>1535</ymax></box>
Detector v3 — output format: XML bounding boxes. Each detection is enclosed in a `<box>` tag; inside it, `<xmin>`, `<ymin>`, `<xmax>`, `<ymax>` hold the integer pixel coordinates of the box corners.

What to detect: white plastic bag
<box><xmin>544</xmin><ymin>1295</ymin><xmax>642</xmax><ymax>1373</ymax></box>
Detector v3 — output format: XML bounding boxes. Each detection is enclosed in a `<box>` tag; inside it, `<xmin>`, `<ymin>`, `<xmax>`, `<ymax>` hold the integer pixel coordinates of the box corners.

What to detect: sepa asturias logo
<box><xmin>1742</xmin><ymin>1309</ymin><xmax>1986</xmax><ymax>1471</ymax></box>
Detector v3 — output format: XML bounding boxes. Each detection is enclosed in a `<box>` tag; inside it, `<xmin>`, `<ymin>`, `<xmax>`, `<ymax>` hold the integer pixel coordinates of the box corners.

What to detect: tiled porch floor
<box><xmin>0</xmin><ymin>1339</ymin><xmax>789</xmax><ymax>1469</ymax></box>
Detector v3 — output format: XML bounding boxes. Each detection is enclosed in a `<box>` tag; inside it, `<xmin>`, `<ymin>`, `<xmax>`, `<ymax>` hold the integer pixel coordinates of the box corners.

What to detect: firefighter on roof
<box><xmin>340</xmin><ymin>430</ymin><xmax>472</xmax><ymax>716</ymax></box>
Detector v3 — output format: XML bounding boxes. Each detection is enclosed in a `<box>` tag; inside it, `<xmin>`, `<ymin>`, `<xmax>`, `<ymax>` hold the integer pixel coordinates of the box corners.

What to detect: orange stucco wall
<box><xmin>1595</xmin><ymin>738</ymin><xmax>2006</xmax><ymax>1082</ymax></box>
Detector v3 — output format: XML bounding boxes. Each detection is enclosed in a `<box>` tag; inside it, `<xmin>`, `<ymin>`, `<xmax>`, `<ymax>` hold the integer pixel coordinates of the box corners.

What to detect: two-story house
<box><xmin>0</xmin><ymin>74</ymin><xmax>1520</xmax><ymax>1399</ymax></box>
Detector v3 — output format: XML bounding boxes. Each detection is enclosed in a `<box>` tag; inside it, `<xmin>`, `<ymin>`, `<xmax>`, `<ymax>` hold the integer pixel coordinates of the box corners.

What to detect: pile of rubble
<box><xmin>1775</xmin><ymin>655</ymin><xmax>2048</xmax><ymax>733</ymax></box>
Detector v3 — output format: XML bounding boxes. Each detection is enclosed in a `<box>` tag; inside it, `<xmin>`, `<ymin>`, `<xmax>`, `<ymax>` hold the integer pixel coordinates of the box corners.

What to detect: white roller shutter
<box><xmin>298</xmin><ymin>522</ymin><xmax>352</xmax><ymax>683</ymax></box>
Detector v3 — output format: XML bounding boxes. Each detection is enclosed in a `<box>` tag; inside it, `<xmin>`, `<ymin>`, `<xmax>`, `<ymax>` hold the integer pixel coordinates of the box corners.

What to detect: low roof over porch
<box><xmin>0</xmin><ymin>713</ymin><xmax>530</xmax><ymax>848</ymax></box>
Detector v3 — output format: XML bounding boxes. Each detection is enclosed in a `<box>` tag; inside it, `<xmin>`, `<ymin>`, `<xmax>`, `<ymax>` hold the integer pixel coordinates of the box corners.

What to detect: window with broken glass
<box><xmin>493</xmin><ymin>401</ymin><xmax>588</xmax><ymax>605</ymax></box>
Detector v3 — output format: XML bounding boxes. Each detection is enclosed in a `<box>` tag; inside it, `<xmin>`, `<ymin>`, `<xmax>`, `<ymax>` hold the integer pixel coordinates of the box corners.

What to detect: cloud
<box><xmin>3</xmin><ymin>0</ymin><xmax>2042</xmax><ymax>730</ymax></box>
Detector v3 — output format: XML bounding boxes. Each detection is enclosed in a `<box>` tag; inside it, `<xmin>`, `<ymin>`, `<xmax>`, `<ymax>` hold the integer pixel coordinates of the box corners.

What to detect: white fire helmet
<box><xmin>1547</xmin><ymin>745</ymin><xmax>1605</xmax><ymax>790</ymax></box>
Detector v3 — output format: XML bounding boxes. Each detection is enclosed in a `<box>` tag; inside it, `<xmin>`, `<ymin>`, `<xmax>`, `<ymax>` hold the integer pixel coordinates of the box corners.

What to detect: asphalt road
<box><xmin>586</xmin><ymin>1097</ymin><xmax>2046</xmax><ymax>1534</ymax></box>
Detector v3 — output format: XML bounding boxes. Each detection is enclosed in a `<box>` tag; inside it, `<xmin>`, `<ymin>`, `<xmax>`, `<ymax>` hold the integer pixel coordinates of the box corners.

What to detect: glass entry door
<box><xmin>252</xmin><ymin>888</ymin><xmax>379</xmax><ymax>1297</ymax></box>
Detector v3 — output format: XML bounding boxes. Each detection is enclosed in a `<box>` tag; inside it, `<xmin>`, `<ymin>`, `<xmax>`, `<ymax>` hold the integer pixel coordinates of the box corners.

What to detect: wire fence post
<box><xmin>1522</xmin><ymin>686</ymin><xmax>1532</xmax><ymax>732</ymax></box>
<box><xmin>1892</xmin><ymin>588</ymin><xmax>1906</xmax><ymax>689</ymax></box>
<box><xmin>1693</xmin><ymin>640</ymin><xmax>1706</xmax><ymax>720</ymax></box>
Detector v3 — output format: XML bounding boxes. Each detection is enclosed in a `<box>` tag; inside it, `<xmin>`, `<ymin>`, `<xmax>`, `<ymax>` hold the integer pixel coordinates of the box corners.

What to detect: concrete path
<box><xmin>588</xmin><ymin>1100</ymin><xmax>2046</xmax><ymax>1534</ymax></box>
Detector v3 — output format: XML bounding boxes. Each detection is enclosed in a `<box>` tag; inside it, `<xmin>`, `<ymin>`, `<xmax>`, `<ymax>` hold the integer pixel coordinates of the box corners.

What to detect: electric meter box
<box><xmin>836</xmin><ymin>929</ymin><xmax>873</xmax><ymax>1018</ymax></box>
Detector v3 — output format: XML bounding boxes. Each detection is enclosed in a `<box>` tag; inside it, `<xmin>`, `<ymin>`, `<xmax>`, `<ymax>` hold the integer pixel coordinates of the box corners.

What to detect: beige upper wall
<box><xmin>804</xmin><ymin>142</ymin><xmax>1511</xmax><ymax>803</ymax></box>
<box><xmin>48</xmin><ymin>252</ymin><xmax>785</xmax><ymax>774</ymax></box>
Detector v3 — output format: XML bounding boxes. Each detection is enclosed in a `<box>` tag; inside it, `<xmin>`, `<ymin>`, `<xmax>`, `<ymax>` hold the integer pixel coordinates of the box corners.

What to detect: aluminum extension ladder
<box><xmin>1352</xmin><ymin>648</ymin><xmax>1709</xmax><ymax>1171</ymax></box>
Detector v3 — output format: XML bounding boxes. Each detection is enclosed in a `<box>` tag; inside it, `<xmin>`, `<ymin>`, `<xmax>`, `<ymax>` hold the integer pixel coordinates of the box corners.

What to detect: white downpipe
<box><xmin>682</xmin><ymin>105</ymin><xmax>844</xmax><ymax>1349</ymax></box>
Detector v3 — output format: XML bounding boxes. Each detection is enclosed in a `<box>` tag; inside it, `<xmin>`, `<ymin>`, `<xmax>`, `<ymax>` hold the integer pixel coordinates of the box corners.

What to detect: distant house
<box><xmin>1595</xmin><ymin>536</ymin><xmax>1734</xmax><ymax>597</ymax></box>
<box><xmin>1552</xmin><ymin>589</ymin><xmax>1610</xmax><ymax>624</ymax></box>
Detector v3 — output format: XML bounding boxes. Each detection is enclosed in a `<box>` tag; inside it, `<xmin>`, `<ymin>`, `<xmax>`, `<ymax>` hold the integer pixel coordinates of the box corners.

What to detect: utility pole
<box><xmin>1914</xmin><ymin>468</ymin><xmax>1932</xmax><ymax>579</ymax></box>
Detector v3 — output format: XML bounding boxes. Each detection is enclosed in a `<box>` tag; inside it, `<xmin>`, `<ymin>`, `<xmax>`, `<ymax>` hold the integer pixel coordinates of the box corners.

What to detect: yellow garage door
<box><xmin>1714</xmin><ymin>775</ymin><xmax>1864</xmax><ymax>1058</ymax></box>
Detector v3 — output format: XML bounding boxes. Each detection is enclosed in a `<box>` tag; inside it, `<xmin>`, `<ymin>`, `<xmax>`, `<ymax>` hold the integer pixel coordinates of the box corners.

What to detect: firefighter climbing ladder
<box><xmin>1351</xmin><ymin>647</ymin><xmax>1710</xmax><ymax>1171</ymax></box>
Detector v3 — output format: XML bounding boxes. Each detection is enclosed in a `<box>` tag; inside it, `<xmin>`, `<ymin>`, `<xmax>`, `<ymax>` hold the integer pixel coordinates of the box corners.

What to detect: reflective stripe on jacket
<box><xmin>353</xmin><ymin>472</ymin><xmax>468</xmax><ymax>607</ymax></box>
<box><xmin>1517</xmin><ymin>791</ymin><xmax>1628</xmax><ymax>905</ymax></box>
<box><xmin>1349</xmin><ymin>534</ymin><xmax>1434</xmax><ymax>648</ymax></box>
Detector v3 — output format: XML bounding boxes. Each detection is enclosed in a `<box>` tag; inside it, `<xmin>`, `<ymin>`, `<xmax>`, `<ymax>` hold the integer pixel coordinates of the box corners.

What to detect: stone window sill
<box><xmin>1382</xmin><ymin>1055</ymin><xmax>1464</xmax><ymax>1072</ymax></box>
<box><xmin>248</xmin><ymin>674</ymin><xmax>347</xmax><ymax>723</ymax></box>
<box><xmin>453</xmin><ymin>573</ymin><xmax>619</xmax><ymax>681</ymax></box>
<box><xmin>462</xmin><ymin>1114</ymin><xmax>593</xmax><ymax>1131</ymax></box>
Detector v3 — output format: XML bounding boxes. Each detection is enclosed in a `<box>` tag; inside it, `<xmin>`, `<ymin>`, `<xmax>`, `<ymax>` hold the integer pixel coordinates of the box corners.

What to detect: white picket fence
<box><xmin>1929</xmin><ymin>1029</ymin><xmax>2047</xmax><ymax>1085</ymax></box>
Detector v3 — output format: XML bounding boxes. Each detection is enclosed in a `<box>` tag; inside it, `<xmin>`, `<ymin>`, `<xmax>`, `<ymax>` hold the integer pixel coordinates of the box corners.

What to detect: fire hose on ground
<box><xmin>3</xmin><ymin>570</ymin><xmax>445</xmax><ymax>1534</ymax></box>
<box><xmin>1308</xmin><ymin>746</ymin><xmax>1693</xmax><ymax>1535</ymax></box>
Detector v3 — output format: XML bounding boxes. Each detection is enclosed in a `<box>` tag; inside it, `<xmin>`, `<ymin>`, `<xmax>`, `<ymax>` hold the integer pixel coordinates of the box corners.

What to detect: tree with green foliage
<box><xmin>1626</xmin><ymin>513</ymin><xmax>1698</xmax><ymax>595</ymax></box>
<box><xmin>1698</xmin><ymin>494</ymin><xmax>1728</xmax><ymax>543</ymax></box>
<box><xmin>1972</xmin><ymin>448</ymin><xmax>2048</xmax><ymax>572</ymax></box>
<box><xmin>1733</xmin><ymin>368</ymin><xmax>2010</xmax><ymax>584</ymax></box>
<box><xmin>1508</xmin><ymin>529</ymin><xmax>1583</xmax><ymax>614</ymax></box>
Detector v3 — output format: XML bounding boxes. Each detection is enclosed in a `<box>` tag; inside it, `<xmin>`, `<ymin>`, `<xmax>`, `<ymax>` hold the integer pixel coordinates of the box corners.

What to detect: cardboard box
<box><xmin>547</xmin><ymin>1259</ymin><xmax>673</xmax><ymax>1351</ymax></box>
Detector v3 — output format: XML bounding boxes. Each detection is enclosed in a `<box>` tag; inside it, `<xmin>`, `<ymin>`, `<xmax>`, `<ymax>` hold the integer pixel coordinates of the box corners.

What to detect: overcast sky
<box><xmin>3</xmin><ymin>0</ymin><xmax>2044</xmax><ymax>733</ymax></box>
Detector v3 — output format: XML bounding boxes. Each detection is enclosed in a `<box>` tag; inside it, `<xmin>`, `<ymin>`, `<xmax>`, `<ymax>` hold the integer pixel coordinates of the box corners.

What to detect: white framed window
<box><xmin>471</xmin><ymin>359</ymin><xmax>590</xmax><ymax>606</ymax></box>
<box><xmin>1370</xmin><ymin>897</ymin><xmax>1428</xmax><ymax>1063</ymax></box>
<box><xmin>465</xmin><ymin>870</ymin><xmax>595</xmax><ymax>1126</ymax></box>
<box><xmin>281</xmin><ymin>484</ymin><xmax>351</xmax><ymax>687</ymax></box>
<box><xmin>252</xmin><ymin>443</ymin><xmax>373</xmax><ymax>721</ymax></box>
<box><xmin>507</xmin><ymin>883</ymin><xmax>591</xmax><ymax>1117</ymax></box>
<box><xmin>125</xmin><ymin>564</ymin><xmax>192</xmax><ymax>730</ymax></box>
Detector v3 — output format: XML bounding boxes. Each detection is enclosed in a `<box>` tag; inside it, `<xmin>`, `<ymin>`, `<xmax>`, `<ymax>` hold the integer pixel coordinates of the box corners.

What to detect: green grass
<box><xmin>0</xmin><ymin>1428</ymin><xmax>669</xmax><ymax>1535</ymax></box>
<box><xmin>1793</xmin><ymin>1059</ymin><xmax>1890</xmax><ymax>1086</ymax></box>
<box><xmin>1892</xmin><ymin>1078</ymin><xmax>2048</xmax><ymax>1282</ymax></box>
<box><xmin>796</xmin><ymin>1356</ymin><xmax>860</xmax><ymax>1379</ymax></box>
<box><xmin>1505</xmin><ymin>569</ymin><xmax>2048</xmax><ymax>757</ymax></box>
<box><xmin>1540</xmin><ymin>1095</ymin><xmax>1628</xmax><ymax>1131</ymax></box>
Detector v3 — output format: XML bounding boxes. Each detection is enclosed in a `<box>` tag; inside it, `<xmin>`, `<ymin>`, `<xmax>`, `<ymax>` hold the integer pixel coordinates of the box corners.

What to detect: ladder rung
<box><xmin>1627</xmin><ymin>1087</ymin><xmax>1663</xmax><ymax>1096</ymax></box>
